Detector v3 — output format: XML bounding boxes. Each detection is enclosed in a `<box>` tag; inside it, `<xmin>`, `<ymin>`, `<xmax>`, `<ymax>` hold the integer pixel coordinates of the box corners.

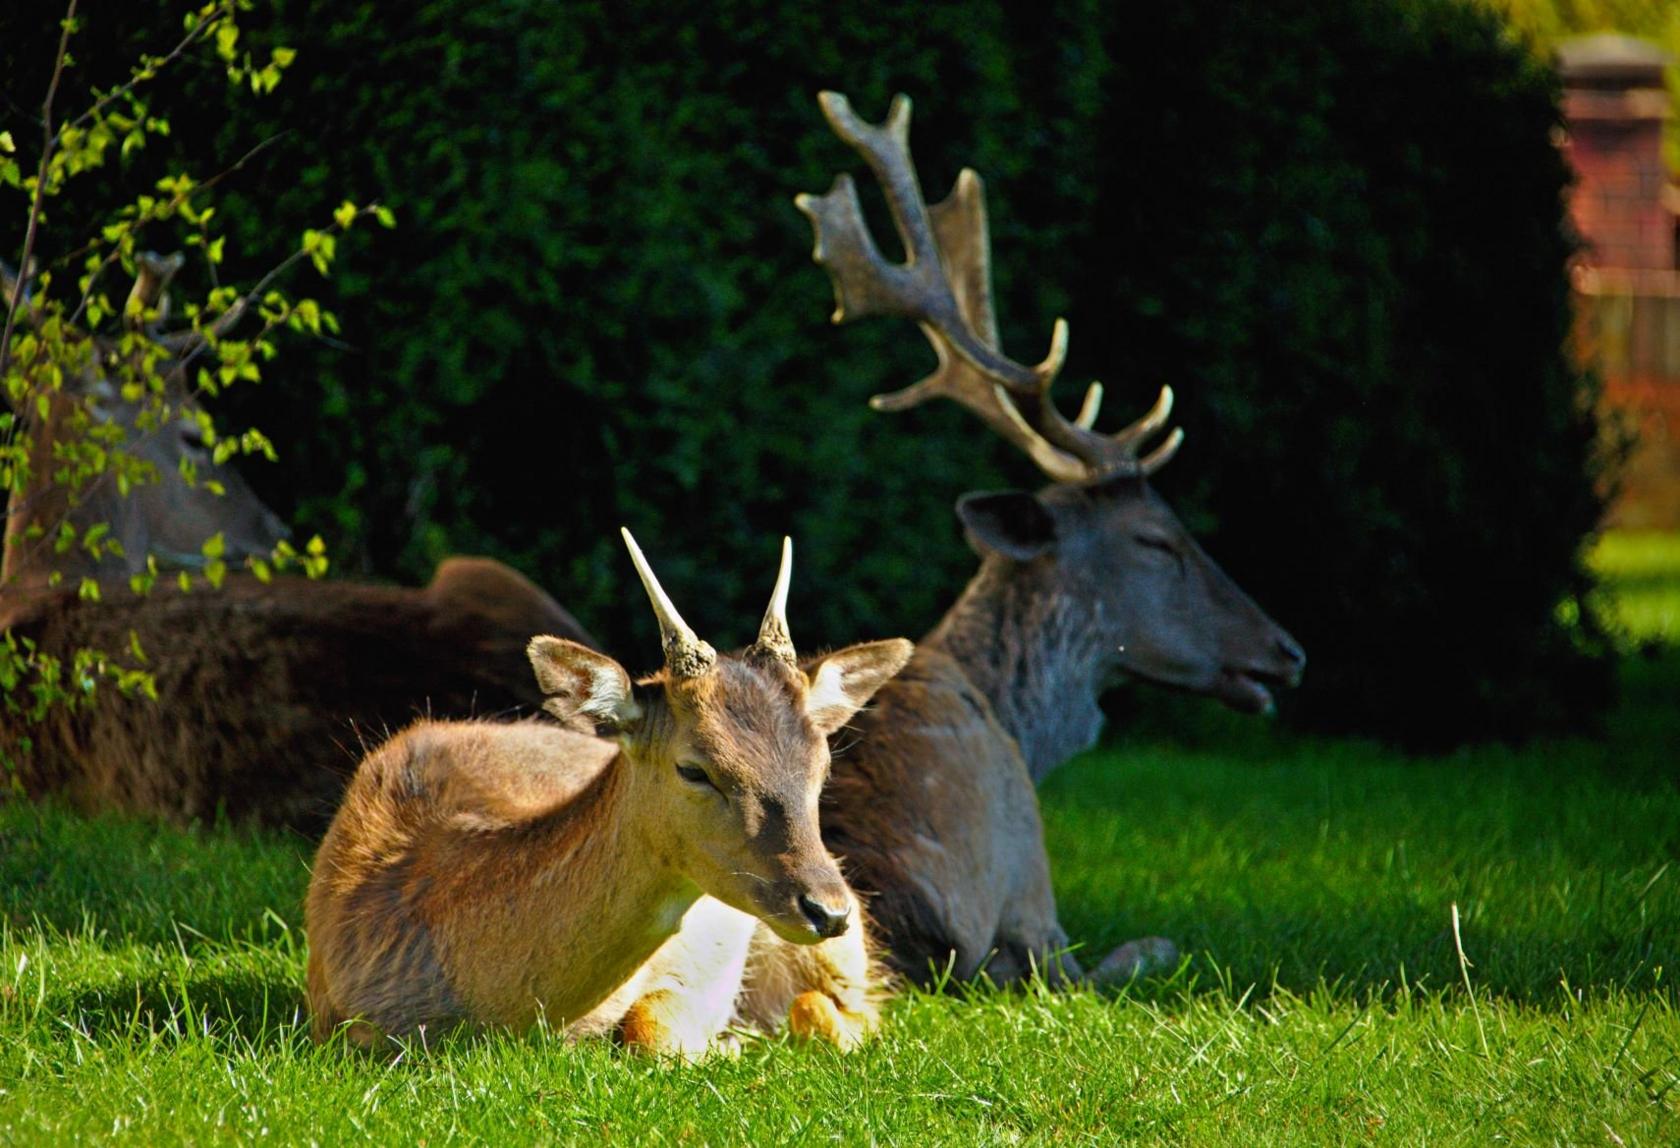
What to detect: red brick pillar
<box><xmin>1559</xmin><ymin>34</ymin><xmax>1674</xmax><ymax>271</ymax></box>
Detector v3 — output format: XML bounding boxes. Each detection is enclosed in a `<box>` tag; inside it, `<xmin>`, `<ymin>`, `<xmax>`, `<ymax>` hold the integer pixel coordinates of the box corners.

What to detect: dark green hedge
<box><xmin>1</xmin><ymin>0</ymin><xmax>1612</xmax><ymax>745</ymax></box>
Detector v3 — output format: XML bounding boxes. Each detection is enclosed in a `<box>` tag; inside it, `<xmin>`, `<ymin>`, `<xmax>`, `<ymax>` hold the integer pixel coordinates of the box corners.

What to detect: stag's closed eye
<box><xmin>675</xmin><ymin>762</ymin><xmax>721</xmax><ymax>792</ymax></box>
<box><xmin>1133</xmin><ymin>533</ymin><xmax>1186</xmax><ymax>572</ymax></box>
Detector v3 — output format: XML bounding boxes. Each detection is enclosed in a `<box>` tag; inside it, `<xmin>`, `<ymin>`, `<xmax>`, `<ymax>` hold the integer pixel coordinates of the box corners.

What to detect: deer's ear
<box><xmin>526</xmin><ymin>636</ymin><xmax>641</xmax><ymax>731</ymax></box>
<box><xmin>805</xmin><ymin>638</ymin><xmax>914</xmax><ymax>735</ymax></box>
<box><xmin>955</xmin><ymin>490</ymin><xmax>1056</xmax><ymax>561</ymax></box>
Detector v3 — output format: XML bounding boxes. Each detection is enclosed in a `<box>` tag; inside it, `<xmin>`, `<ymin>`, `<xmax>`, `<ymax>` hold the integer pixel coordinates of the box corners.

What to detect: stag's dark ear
<box><xmin>526</xmin><ymin>636</ymin><xmax>641</xmax><ymax>731</ymax></box>
<box><xmin>955</xmin><ymin>491</ymin><xmax>1057</xmax><ymax>561</ymax></box>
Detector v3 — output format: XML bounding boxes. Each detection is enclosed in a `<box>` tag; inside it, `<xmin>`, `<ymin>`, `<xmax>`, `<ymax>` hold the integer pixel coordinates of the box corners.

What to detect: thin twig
<box><xmin>65</xmin><ymin>131</ymin><xmax>289</xmax><ymax>331</ymax></box>
<box><xmin>174</xmin><ymin>206</ymin><xmax>378</xmax><ymax>378</ymax></box>
<box><xmin>59</xmin><ymin>1</ymin><xmax>233</xmax><ymax>140</ymax></box>
<box><xmin>1450</xmin><ymin>902</ymin><xmax>1490</xmax><ymax>1059</ymax></box>
<box><xmin>0</xmin><ymin>0</ymin><xmax>78</xmax><ymax>380</ymax></box>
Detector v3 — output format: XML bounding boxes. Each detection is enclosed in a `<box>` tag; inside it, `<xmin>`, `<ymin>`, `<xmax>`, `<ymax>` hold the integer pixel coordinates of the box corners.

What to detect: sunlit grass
<box><xmin>1</xmin><ymin>532</ymin><xmax>1676</xmax><ymax>1144</ymax></box>
<box><xmin>1591</xmin><ymin>530</ymin><xmax>1680</xmax><ymax>643</ymax></box>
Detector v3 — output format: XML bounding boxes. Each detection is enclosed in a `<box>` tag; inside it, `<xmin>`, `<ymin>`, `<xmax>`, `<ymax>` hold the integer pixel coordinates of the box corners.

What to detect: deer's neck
<box><xmin>3</xmin><ymin>418</ymin><xmax>66</xmax><ymax>589</ymax></box>
<box><xmin>3</xmin><ymin>481</ymin><xmax>132</xmax><ymax>590</ymax></box>
<box><xmin>476</xmin><ymin>754</ymin><xmax>700</xmax><ymax>1019</ymax></box>
<box><xmin>923</xmin><ymin>557</ymin><xmax>1111</xmax><ymax>784</ymax></box>
<box><xmin>1</xmin><ymin>400</ymin><xmax>115</xmax><ymax>591</ymax></box>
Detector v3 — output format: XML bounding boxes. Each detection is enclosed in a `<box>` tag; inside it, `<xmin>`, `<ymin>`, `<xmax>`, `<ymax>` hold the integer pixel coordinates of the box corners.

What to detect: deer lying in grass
<box><xmin>1</xmin><ymin>254</ymin><xmax>290</xmax><ymax>589</ymax></box>
<box><xmin>744</xmin><ymin>92</ymin><xmax>1307</xmax><ymax>993</ymax></box>
<box><xmin>1</xmin><ymin>257</ymin><xmax>596</xmax><ymax>827</ymax></box>
<box><xmin>306</xmin><ymin>530</ymin><xmax>911</xmax><ymax>1056</ymax></box>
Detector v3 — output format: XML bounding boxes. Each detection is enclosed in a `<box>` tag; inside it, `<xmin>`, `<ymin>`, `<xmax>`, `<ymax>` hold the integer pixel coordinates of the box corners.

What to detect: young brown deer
<box><xmin>1</xmin><ymin>257</ymin><xmax>597</xmax><ymax>827</ymax></box>
<box><xmin>745</xmin><ymin>92</ymin><xmax>1307</xmax><ymax>992</ymax></box>
<box><xmin>306</xmin><ymin>531</ymin><xmax>911</xmax><ymax>1056</ymax></box>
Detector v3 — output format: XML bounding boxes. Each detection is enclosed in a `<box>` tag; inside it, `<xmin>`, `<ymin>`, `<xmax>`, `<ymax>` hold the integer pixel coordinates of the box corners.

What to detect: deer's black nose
<box><xmin>798</xmin><ymin>893</ymin><xmax>851</xmax><ymax>939</ymax></box>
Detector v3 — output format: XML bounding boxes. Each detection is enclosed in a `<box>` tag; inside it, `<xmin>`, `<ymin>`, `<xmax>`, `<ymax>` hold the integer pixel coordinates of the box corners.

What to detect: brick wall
<box><xmin>1559</xmin><ymin>36</ymin><xmax>1680</xmax><ymax>527</ymax></box>
<box><xmin>1564</xmin><ymin>97</ymin><xmax>1672</xmax><ymax>270</ymax></box>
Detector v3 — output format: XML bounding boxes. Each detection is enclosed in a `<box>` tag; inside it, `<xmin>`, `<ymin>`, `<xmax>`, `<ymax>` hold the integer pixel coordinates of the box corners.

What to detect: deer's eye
<box><xmin>1133</xmin><ymin>532</ymin><xmax>1186</xmax><ymax>572</ymax></box>
<box><xmin>675</xmin><ymin>762</ymin><xmax>718</xmax><ymax>790</ymax></box>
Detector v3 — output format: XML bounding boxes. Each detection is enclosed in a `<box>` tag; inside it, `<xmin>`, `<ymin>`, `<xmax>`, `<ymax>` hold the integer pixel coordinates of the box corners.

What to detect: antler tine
<box><xmin>1109</xmin><ymin>385</ymin><xmax>1175</xmax><ymax>451</ymax></box>
<box><xmin>798</xmin><ymin>90</ymin><xmax>1187</xmax><ymax>484</ymax></box>
<box><xmin>1139</xmin><ymin>427</ymin><xmax>1185</xmax><ymax>476</ymax></box>
<box><xmin>750</xmin><ymin>536</ymin><xmax>798</xmax><ymax>665</ymax></box>
<box><xmin>1074</xmin><ymin>382</ymin><xmax>1104</xmax><ymax>430</ymax></box>
<box><xmin>797</xmin><ymin>94</ymin><xmax>1043</xmax><ymax>394</ymax></box>
<box><xmin>620</xmin><ymin>527</ymin><xmax>716</xmax><ymax>679</ymax></box>
<box><xmin>796</xmin><ymin>95</ymin><xmax>1089</xmax><ymax>478</ymax></box>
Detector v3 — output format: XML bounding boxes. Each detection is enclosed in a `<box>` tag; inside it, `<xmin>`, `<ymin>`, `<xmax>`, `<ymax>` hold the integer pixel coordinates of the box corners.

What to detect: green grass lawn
<box><xmin>1</xmin><ymin>536</ymin><xmax>1677</xmax><ymax>1145</ymax></box>
<box><xmin>1592</xmin><ymin>531</ymin><xmax>1680</xmax><ymax>644</ymax></box>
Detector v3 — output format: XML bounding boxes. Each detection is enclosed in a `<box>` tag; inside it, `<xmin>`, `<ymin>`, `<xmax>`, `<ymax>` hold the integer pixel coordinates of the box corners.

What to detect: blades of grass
<box><xmin>1603</xmin><ymin>1001</ymin><xmax>1649</xmax><ymax>1083</ymax></box>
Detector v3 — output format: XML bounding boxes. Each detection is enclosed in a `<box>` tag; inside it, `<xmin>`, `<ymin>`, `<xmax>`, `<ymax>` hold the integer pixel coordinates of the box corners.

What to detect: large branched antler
<box><xmin>795</xmin><ymin>91</ymin><xmax>1182</xmax><ymax>483</ymax></box>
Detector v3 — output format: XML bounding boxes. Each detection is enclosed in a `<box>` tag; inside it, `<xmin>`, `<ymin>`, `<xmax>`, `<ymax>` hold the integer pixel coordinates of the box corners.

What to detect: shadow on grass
<box><xmin>1048</xmin><ymin>832</ymin><xmax>1679</xmax><ymax>1007</ymax></box>
<box><xmin>35</xmin><ymin>965</ymin><xmax>310</xmax><ymax>1052</ymax></box>
<box><xmin>1048</xmin><ymin>651</ymin><xmax>1680</xmax><ymax>1008</ymax></box>
<box><xmin>0</xmin><ymin>799</ymin><xmax>311</xmax><ymax>946</ymax></box>
<box><xmin>1105</xmin><ymin>915</ymin><xmax>1674</xmax><ymax>1010</ymax></box>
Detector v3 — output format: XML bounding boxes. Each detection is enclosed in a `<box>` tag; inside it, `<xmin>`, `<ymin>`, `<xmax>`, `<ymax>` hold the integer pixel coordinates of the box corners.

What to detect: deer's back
<box><xmin>819</xmin><ymin>647</ymin><xmax>1061</xmax><ymax>983</ymax></box>
<box><xmin>0</xmin><ymin>561</ymin><xmax>596</xmax><ymax>831</ymax></box>
<box><xmin>305</xmin><ymin>718</ymin><xmax>615</xmax><ymax>1041</ymax></box>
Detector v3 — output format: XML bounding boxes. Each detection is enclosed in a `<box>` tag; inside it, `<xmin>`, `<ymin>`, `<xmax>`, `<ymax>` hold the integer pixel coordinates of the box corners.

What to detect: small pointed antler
<box><xmin>796</xmin><ymin>91</ymin><xmax>1182</xmax><ymax>482</ymax></box>
<box><xmin>749</xmin><ymin>536</ymin><xmax>797</xmax><ymax>666</ymax></box>
<box><xmin>621</xmin><ymin>527</ymin><xmax>717</xmax><ymax>678</ymax></box>
<box><xmin>125</xmin><ymin>251</ymin><xmax>185</xmax><ymax>331</ymax></box>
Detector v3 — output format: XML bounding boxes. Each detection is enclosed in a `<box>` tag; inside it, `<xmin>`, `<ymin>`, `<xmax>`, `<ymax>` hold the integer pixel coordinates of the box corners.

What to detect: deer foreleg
<box><xmin>614</xmin><ymin>896</ymin><xmax>757</xmax><ymax>1060</ymax></box>
<box><xmin>737</xmin><ymin>893</ymin><xmax>887</xmax><ymax>1052</ymax></box>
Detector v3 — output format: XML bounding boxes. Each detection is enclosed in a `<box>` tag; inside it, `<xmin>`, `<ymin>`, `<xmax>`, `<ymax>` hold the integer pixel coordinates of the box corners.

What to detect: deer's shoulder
<box><xmin>349</xmin><ymin>718</ymin><xmax>616</xmax><ymax>827</ymax></box>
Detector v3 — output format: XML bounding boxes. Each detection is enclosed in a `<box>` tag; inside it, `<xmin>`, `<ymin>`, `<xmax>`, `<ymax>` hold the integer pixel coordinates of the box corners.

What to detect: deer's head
<box><xmin>797</xmin><ymin>92</ymin><xmax>1304</xmax><ymax>713</ymax></box>
<box><xmin>955</xmin><ymin>477</ymin><xmax>1303</xmax><ymax>713</ymax></box>
<box><xmin>528</xmin><ymin>530</ymin><xmax>911</xmax><ymax>944</ymax></box>
<box><xmin>1</xmin><ymin>255</ymin><xmax>289</xmax><ymax>588</ymax></box>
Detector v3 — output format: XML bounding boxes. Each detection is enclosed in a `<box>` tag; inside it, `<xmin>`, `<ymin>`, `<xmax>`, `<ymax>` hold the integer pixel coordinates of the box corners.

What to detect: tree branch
<box><xmin>61</xmin><ymin>1</ymin><xmax>233</xmax><ymax>139</ymax></box>
<box><xmin>0</xmin><ymin>0</ymin><xmax>78</xmax><ymax>380</ymax></box>
<box><xmin>64</xmin><ymin>130</ymin><xmax>288</xmax><ymax>332</ymax></box>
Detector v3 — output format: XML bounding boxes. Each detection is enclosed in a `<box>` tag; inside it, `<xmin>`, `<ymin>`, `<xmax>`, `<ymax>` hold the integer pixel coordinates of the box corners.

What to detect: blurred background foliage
<box><xmin>1</xmin><ymin>0</ymin><xmax>1616</xmax><ymax>747</ymax></box>
<box><xmin>1485</xmin><ymin>0</ymin><xmax>1680</xmax><ymax>167</ymax></box>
